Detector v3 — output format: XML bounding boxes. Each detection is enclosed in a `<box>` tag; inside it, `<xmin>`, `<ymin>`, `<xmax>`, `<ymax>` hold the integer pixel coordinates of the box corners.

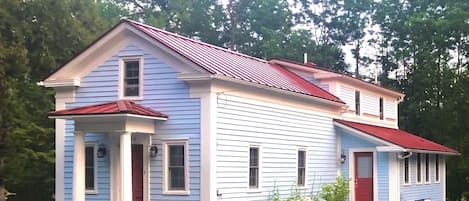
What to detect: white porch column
<box><xmin>73</xmin><ymin>131</ymin><xmax>86</xmax><ymax>201</ymax></box>
<box><xmin>120</xmin><ymin>132</ymin><xmax>133</xmax><ymax>201</ymax></box>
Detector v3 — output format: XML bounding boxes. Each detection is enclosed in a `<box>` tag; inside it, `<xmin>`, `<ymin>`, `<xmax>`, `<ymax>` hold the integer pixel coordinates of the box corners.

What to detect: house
<box><xmin>41</xmin><ymin>19</ymin><xmax>459</xmax><ymax>201</ymax></box>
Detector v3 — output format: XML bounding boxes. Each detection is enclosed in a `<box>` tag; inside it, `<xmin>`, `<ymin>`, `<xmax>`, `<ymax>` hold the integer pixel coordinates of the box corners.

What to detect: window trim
<box><xmin>416</xmin><ymin>153</ymin><xmax>423</xmax><ymax>184</ymax></box>
<box><xmin>424</xmin><ymin>153</ymin><xmax>431</xmax><ymax>184</ymax></box>
<box><xmin>248</xmin><ymin>145</ymin><xmax>262</xmax><ymax>192</ymax></box>
<box><xmin>435</xmin><ymin>155</ymin><xmax>440</xmax><ymax>183</ymax></box>
<box><xmin>162</xmin><ymin>140</ymin><xmax>190</xmax><ymax>195</ymax></box>
<box><xmin>85</xmin><ymin>142</ymin><xmax>98</xmax><ymax>194</ymax></box>
<box><xmin>297</xmin><ymin>148</ymin><xmax>307</xmax><ymax>187</ymax></box>
<box><xmin>355</xmin><ymin>90</ymin><xmax>361</xmax><ymax>115</ymax></box>
<box><xmin>403</xmin><ymin>157</ymin><xmax>411</xmax><ymax>185</ymax></box>
<box><xmin>119</xmin><ymin>56</ymin><xmax>144</xmax><ymax>99</ymax></box>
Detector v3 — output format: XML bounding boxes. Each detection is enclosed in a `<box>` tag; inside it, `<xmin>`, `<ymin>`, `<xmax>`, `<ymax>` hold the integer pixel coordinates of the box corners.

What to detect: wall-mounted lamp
<box><xmin>97</xmin><ymin>144</ymin><xmax>106</xmax><ymax>158</ymax></box>
<box><xmin>149</xmin><ymin>145</ymin><xmax>158</xmax><ymax>157</ymax></box>
<box><xmin>340</xmin><ymin>154</ymin><xmax>346</xmax><ymax>164</ymax></box>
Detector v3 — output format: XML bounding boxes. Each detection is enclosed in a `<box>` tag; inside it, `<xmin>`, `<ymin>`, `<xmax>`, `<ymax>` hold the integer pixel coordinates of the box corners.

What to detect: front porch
<box><xmin>50</xmin><ymin>100</ymin><xmax>168</xmax><ymax>201</ymax></box>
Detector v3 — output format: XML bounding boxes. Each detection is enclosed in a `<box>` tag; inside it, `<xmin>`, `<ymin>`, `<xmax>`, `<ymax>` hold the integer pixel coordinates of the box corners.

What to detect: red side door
<box><xmin>354</xmin><ymin>152</ymin><xmax>373</xmax><ymax>201</ymax></box>
<box><xmin>132</xmin><ymin>144</ymin><xmax>144</xmax><ymax>201</ymax></box>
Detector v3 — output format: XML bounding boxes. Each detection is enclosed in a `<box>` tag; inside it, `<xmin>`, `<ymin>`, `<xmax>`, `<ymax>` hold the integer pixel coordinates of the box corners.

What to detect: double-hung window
<box><xmin>163</xmin><ymin>140</ymin><xmax>189</xmax><ymax>194</ymax></box>
<box><xmin>355</xmin><ymin>90</ymin><xmax>361</xmax><ymax>115</ymax></box>
<box><xmin>121</xmin><ymin>57</ymin><xmax>142</xmax><ymax>98</ymax></box>
<box><xmin>297</xmin><ymin>150</ymin><xmax>306</xmax><ymax>186</ymax></box>
<box><xmin>403</xmin><ymin>157</ymin><xmax>410</xmax><ymax>185</ymax></box>
<box><xmin>249</xmin><ymin>147</ymin><xmax>260</xmax><ymax>189</ymax></box>
<box><xmin>424</xmin><ymin>154</ymin><xmax>430</xmax><ymax>183</ymax></box>
<box><xmin>85</xmin><ymin>143</ymin><xmax>97</xmax><ymax>193</ymax></box>
<box><xmin>416</xmin><ymin>153</ymin><xmax>422</xmax><ymax>184</ymax></box>
<box><xmin>435</xmin><ymin>155</ymin><xmax>440</xmax><ymax>182</ymax></box>
<box><xmin>379</xmin><ymin>97</ymin><xmax>384</xmax><ymax>120</ymax></box>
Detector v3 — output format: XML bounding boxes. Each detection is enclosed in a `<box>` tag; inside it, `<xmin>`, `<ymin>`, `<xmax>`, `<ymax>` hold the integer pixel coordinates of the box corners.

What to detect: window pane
<box><xmin>250</xmin><ymin>148</ymin><xmax>258</xmax><ymax>167</ymax></box>
<box><xmin>249</xmin><ymin>168</ymin><xmax>258</xmax><ymax>187</ymax></box>
<box><xmin>85</xmin><ymin>146</ymin><xmax>94</xmax><ymax>190</ymax></box>
<box><xmin>298</xmin><ymin>151</ymin><xmax>305</xmax><ymax>168</ymax></box>
<box><xmin>404</xmin><ymin>158</ymin><xmax>409</xmax><ymax>183</ymax></box>
<box><xmin>417</xmin><ymin>154</ymin><xmax>422</xmax><ymax>182</ymax></box>
<box><xmin>124</xmin><ymin>60</ymin><xmax>140</xmax><ymax>97</ymax></box>
<box><xmin>425</xmin><ymin>154</ymin><xmax>430</xmax><ymax>182</ymax></box>
<box><xmin>357</xmin><ymin>156</ymin><xmax>372</xmax><ymax>178</ymax></box>
<box><xmin>169</xmin><ymin>167</ymin><xmax>185</xmax><ymax>190</ymax></box>
<box><xmin>355</xmin><ymin>91</ymin><xmax>360</xmax><ymax>115</ymax></box>
<box><xmin>435</xmin><ymin>155</ymin><xmax>439</xmax><ymax>181</ymax></box>
<box><xmin>169</xmin><ymin>145</ymin><xmax>185</xmax><ymax>166</ymax></box>
<box><xmin>379</xmin><ymin>97</ymin><xmax>384</xmax><ymax>120</ymax></box>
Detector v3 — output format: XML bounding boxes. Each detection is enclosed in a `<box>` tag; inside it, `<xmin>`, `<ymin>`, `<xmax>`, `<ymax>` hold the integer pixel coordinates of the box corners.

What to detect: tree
<box><xmin>0</xmin><ymin>0</ymin><xmax>108</xmax><ymax>200</ymax></box>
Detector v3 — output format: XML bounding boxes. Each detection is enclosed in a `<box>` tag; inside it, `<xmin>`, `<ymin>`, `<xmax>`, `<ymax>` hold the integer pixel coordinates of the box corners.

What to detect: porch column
<box><xmin>73</xmin><ymin>131</ymin><xmax>85</xmax><ymax>201</ymax></box>
<box><xmin>120</xmin><ymin>132</ymin><xmax>132</xmax><ymax>201</ymax></box>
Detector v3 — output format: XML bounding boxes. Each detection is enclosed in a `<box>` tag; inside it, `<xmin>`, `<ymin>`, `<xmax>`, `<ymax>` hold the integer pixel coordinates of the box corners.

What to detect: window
<box><xmin>425</xmin><ymin>154</ymin><xmax>430</xmax><ymax>183</ymax></box>
<box><xmin>435</xmin><ymin>155</ymin><xmax>440</xmax><ymax>182</ymax></box>
<box><xmin>163</xmin><ymin>140</ymin><xmax>189</xmax><ymax>194</ymax></box>
<box><xmin>355</xmin><ymin>90</ymin><xmax>361</xmax><ymax>115</ymax></box>
<box><xmin>297</xmin><ymin>150</ymin><xmax>306</xmax><ymax>186</ymax></box>
<box><xmin>379</xmin><ymin>97</ymin><xmax>384</xmax><ymax>120</ymax></box>
<box><xmin>416</xmin><ymin>153</ymin><xmax>422</xmax><ymax>183</ymax></box>
<box><xmin>85</xmin><ymin>144</ymin><xmax>96</xmax><ymax>192</ymax></box>
<box><xmin>249</xmin><ymin>147</ymin><xmax>259</xmax><ymax>189</ymax></box>
<box><xmin>121</xmin><ymin>58</ymin><xmax>142</xmax><ymax>98</ymax></box>
<box><xmin>404</xmin><ymin>157</ymin><xmax>410</xmax><ymax>184</ymax></box>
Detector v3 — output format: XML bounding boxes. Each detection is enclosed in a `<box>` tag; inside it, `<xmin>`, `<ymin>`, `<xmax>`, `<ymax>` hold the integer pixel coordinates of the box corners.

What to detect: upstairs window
<box><xmin>297</xmin><ymin>150</ymin><xmax>306</xmax><ymax>186</ymax></box>
<box><xmin>121</xmin><ymin>58</ymin><xmax>142</xmax><ymax>98</ymax></box>
<box><xmin>379</xmin><ymin>97</ymin><xmax>384</xmax><ymax>120</ymax></box>
<box><xmin>249</xmin><ymin>147</ymin><xmax>259</xmax><ymax>189</ymax></box>
<box><xmin>355</xmin><ymin>90</ymin><xmax>361</xmax><ymax>115</ymax></box>
<box><xmin>85</xmin><ymin>143</ymin><xmax>96</xmax><ymax>193</ymax></box>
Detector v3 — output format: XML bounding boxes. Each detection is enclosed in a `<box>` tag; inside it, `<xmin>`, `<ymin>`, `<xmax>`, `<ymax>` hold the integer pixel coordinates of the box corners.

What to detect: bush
<box><xmin>270</xmin><ymin>177</ymin><xmax>349</xmax><ymax>201</ymax></box>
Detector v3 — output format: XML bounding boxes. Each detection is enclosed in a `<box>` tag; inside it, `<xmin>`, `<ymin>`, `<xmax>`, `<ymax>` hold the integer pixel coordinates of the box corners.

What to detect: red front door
<box><xmin>354</xmin><ymin>152</ymin><xmax>373</xmax><ymax>201</ymax></box>
<box><xmin>132</xmin><ymin>144</ymin><xmax>144</xmax><ymax>201</ymax></box>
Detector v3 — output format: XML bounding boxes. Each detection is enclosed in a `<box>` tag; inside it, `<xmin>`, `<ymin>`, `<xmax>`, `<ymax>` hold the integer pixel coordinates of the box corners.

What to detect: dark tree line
<box><xmin>0</xmin><ymin>0</ymin><xmax>467</xmax><ymax>200</ymax></box>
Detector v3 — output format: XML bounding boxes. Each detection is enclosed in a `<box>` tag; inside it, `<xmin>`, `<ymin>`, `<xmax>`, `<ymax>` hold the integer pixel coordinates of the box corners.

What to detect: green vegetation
<box><xmin>270</xmin><ymin>177</ymin><xmax>349</xmax><ymax>201</ymax></box>
<box><xmin>0</xmin><ymin>0</ymin><xmax>467</xmax><ymax>200</ymax></box>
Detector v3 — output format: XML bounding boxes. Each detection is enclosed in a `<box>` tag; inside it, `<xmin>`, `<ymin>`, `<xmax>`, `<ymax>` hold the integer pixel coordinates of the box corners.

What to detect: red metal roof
<box><xmin>125</xmin><ymin>20</ymin><xmax>343</xmax><ymax>104</ymax></box>
<box><xmin>334</xmin><ymin>119</ymin><xmax>458</xmax><ymax>154</ymax></box>
<box><xmin>49</xmin><ymin>100</ymin><xmax>168</xmax><ymax>119</ymax></box>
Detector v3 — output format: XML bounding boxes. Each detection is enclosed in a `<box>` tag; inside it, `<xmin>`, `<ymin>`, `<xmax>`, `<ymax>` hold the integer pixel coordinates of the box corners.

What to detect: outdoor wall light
<box><xmin>149</xmin><ymin>145</ymin><xmax>158</xmax><ymax>157</ymax></box>
<box><xmin>340</xmin><ymin>153</ymin><xmax>346</xmax><ymax>164</ymax></box>
<box><xmin>97</xmin><ymin>144</ymin><xmax>106</xmax><ymax>158</ymax></box>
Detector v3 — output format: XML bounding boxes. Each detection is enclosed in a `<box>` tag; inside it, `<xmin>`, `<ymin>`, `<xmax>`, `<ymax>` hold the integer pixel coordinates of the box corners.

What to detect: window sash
<box><xmin>297</xmin><ymin>150</ymin><xmax>306</xmax><ymax>186</ymax></box>
<box><xmin>355</xmin><ymin>91</ymin><xmax>360</xmax><ymax>115</ymax></box>
<box><xmin>425</xmin><ymin>154</ymin><xmax>430</xmax><ymax>183</ymax></box>
<box><xmin>123</xmin><ymin>60</ymin><xmax>140</xmax><ymax>97</ymax></box>
<box><xmin>417</xmin><ymin>154</ymin><xmax>422</xmax><ymax>183</ymax></box>
<box><xmin>85</xmin><ymin>145</ymin><xmax>95</xmax><ymax>191</ymax></box>
<box><xmin>435</xmin><ymin>155</ymin><xmax>440</xmax><ymax>182</ymax></box>
<box><xmin>404</xmin><ymin>157</ymin><xmax>410</xmax><ymax>184</ymax></box>
<box><xmin>167</xmin><ymin>144</ymin><xmax>186</xmax><ymax>191</ymax></box>
<box><xmin>249</xmin><ymin>147</ymin><xmax>259</xmax><ymax>188</ymax></box>
<box><xmin>379</xmin><ymin>97</ymin><xmax>384</xmax><ymax>120</ymax></box>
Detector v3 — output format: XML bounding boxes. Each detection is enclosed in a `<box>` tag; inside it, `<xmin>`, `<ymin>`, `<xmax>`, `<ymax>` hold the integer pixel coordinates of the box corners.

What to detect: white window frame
<box><xmin>424</xmin><ymin>153</ymin><xmax>431</xmax><ymax>184</ymax></box>
<box><xmin>248</xmin><ymin>145</ymin><xmax>262</xmax><ymax>192</ymax></box>
<box><xmin>296</xmin><ymin>147</ymin><xmax>307</xmax><ymax>187</ymax></box>
<box><xmin>162</xmin><ymin>140</ymin><xmax>190</xmax><ymax>195</ymax></box>
<box><xmin>416</xmin><ymin>153</ymin><xmax>423</xmax><ymax>184</ymax></box>
<box><xmin>435</xmin><ymin>155</ymin><xmax>440</xmax><ymax>183</ymax></box>
<box><xmin>403</xmin><ymin>157</ymin><xmax>411</xmax><ymax>185</ymax></box>
<box><xmin>119</xmin><ymin>56</ymin><xmax>143</xmax><ymax>99</ymax></box>
<box><xmin>85</xmin><ymin>142</ymin><xmax>98</xmax><ymax>194</ymax></box>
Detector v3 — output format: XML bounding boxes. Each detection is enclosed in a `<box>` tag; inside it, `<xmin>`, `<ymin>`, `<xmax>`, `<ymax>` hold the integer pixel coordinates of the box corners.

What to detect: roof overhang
<box><xmin>49</xmin><ymin>113</ymin><xmax>168</xmax><ymax>121</ymax></box>
<box><xmin>334</xmin><ymin>120</ymin><xmax>460</xmax><ymax>155</ymax></box>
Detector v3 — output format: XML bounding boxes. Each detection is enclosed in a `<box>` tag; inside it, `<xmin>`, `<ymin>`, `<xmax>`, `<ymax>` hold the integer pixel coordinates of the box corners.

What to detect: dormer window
<box><xmin>355</xmin><ymin>90</ymin><xmax>360</xmax><ymax>115</ymax></box>
<box><xmin>120</xmin><ymin>57</ymin><xmax>143</xmax><ymax>98</ymax></box>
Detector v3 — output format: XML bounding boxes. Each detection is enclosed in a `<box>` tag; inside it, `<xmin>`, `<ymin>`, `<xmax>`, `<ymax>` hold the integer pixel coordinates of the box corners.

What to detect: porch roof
<box><xmin>334</xmin><ymin>119</ymin><xmax>459</xmax><ymax>155</ymax></box>
<box><xmin>49</xmin><ymin>100</ymin><xmax>168</xmax><ymax>120</ymax></box>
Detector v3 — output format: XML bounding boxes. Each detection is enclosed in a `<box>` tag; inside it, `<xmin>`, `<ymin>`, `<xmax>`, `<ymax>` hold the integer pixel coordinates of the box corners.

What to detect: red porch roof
<box><xmin>334</xmin><ymin>119</ymin><xmax>458</xmax><ymax>154</ymax></box>
<box><xmin>125</xmin><ymin>20</ymin><xmax>343</xmax><ymax>104</ymax></box>
<box><xmin>49</xmin><ymin>100</ymin><xmax>168</xmax><ymax>119</ymax></box>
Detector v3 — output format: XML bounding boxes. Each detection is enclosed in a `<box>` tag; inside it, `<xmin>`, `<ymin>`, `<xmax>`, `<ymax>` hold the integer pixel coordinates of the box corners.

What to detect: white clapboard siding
<box><xmin>339</xmin><ymin>85</ymin><xmax>355</xmax><ymax>110</ymax></box>
<box><xmin>362</xmin><ymin>92</ymin><xmax>380</xmax><ymax>116</ymax></box>
<box><xmin>216</xmin><ymin>95</ymin><xmax>337</xmax><ymax>201</ymax></box>
<box><xmin>384</xmin><ymin>99</ymin><xmax>397</xmax><ymax>119</ymax></box>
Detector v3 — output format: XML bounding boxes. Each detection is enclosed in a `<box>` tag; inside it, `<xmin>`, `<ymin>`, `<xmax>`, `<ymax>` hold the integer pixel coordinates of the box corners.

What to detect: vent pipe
<box><xmin>303</xmin><ymin>53</ymin><xmax>308</xmax><ymax>64</ymax></box>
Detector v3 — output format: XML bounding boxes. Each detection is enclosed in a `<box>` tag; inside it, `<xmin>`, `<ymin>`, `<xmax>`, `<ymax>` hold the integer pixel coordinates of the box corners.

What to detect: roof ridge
<box><xmin>123</xmin><ymin>19</ymin><xmax>268</xmax><ymax>64</ymax></box>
